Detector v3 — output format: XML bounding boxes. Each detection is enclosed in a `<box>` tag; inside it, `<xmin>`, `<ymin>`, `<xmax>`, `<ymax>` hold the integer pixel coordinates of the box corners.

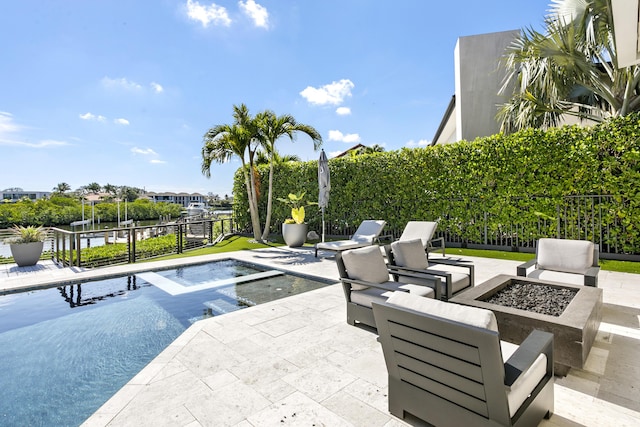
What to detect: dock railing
<box><xmin>47</xmin><ymin>217</ymin><xmax>236</xmax><ymax>268</ymax></box>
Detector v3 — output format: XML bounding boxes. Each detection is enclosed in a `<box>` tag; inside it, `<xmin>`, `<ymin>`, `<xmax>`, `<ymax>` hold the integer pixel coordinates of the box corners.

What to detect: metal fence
<box><xmin>47</xmin><ymin>217</ymin><xmax>236</xmax><ymax>268</ymax></box>
<box><xmin>310</xmin><ymin>195</ymin><xmax>638</xmax><ymax>261</ymax></box>
<box><xmin>2</xmin><ymin>195</ymin><xmax>638</xmax><ymax>266</ymax></box>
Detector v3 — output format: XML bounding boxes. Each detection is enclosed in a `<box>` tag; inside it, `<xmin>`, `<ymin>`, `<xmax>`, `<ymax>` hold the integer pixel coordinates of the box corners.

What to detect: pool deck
<box><xmin>1</xmin><ymin>248</ymin><xmax>640</xmax><ymax>426</ymax></box>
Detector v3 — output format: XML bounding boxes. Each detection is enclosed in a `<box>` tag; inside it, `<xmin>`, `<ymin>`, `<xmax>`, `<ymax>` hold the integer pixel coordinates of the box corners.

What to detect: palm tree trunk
<box><xmin>260</xmin><ymin>162</ymin><xmax>275</xmax><ymax>241</ymax></box>
<box><xmin>242</xmin><ymin>161</ymin><xmax>262</xmax><ymax>241</ymax></box>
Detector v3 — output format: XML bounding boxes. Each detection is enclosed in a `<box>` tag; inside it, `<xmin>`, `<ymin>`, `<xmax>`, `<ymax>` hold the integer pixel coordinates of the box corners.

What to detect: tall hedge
<box><xmin>233</xmin><ymin>114</ymin><xmax>640</xmax><ymax>254</ymax></box>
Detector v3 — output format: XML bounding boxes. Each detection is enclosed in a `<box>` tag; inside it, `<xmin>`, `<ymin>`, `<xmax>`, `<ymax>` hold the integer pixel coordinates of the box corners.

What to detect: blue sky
<box><xmin>0</xmin><ymin>0</ymin><xmax>550</xmax><ymax>197</ymax></box>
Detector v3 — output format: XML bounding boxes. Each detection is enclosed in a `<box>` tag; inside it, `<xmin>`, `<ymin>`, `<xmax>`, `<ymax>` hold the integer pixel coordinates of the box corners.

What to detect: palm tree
<box><xmin>498</xmin><ymin>0</ymin><xmax>640</xmax><ymax>133</ymax></box>
<box><xmin>85</xmin><ymin>182</ymin><xmax>102</xmax><ymax>194</ymax></box>
<box><xmin>255</xmin><ymin>149</ymin><xmax>301</xmax><ymax>166</ymax></box>
<box><xmin>255</xmin><ymin>110</ymin><xmax>322</xmax><ymax>241</ymax></box>
<box><xmin>52</xmin><ymin>182</ymin><xmax>71</xmax><ymax>194</ymax></box>
<box><xmin>202</xmin><ymin>104</ymin><xmax>264</xmax><ymax>241</ymax></box>
<box><xmin>348</xmin><ymin>144</ymin><xmax>385</xmax><ymax>157</ymax></box>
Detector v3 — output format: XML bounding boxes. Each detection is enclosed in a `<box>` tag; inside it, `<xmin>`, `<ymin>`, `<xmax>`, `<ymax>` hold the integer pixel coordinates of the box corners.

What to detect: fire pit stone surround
<box><xmin>450</xmin><ymin>274</ymin><xmax>603</xmax><ymax>376</ymax></box>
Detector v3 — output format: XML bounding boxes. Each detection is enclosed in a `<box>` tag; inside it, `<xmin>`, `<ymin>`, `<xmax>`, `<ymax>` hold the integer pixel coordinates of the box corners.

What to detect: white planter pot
<box><xmin>10</xmin><ymin>241</ymin><xmax>44</xmax><ymax>267</ymax></box>
<box><xmin>282</xmin><ymin>223</ymin><xmax>308</xmax><ymax>247</ymax></box>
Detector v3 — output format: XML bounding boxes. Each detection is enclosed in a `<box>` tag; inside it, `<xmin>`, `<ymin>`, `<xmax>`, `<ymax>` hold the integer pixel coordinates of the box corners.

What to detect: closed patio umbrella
<box><xmin>318</xmin><ymin>149</ymin><xmax>331</xmax><ymax>242</ymax></box>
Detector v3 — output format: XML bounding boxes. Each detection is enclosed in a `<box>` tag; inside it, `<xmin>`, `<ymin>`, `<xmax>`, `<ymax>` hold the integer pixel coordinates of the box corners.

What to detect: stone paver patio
<box><xmin>1</xmin><ymin>247</ymin><xmax>639</xmax><ymax>426</ymax></box>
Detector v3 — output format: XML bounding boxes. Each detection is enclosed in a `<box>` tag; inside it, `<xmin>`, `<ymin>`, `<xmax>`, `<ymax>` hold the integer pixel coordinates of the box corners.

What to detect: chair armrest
<box><xmin>584</xmin><ymin>266</ymin><xmax>600</xmax><ymax>287</ymax></box>
<box><xmin>504</xmin><ymin>330</ymin><xmax>554</xmax><ymax>387</ymax></box>
<box><xmin>516</xmin><ymin>259</ymin><xmax>536</xmax><ymax>277</ymax></box>
<box><xmin>386</xmin><ymin>266</ymin><xmax>442</xmax><ymax>300</ymax></box>
<box><xmin>429</xmin><ymin>259</ymin><xmax>475</xmax><ymax>286</ymax></box>
<box><xmin>340</xmin><ymin>277</ymin><xmax>439</xmax><ymax>295</ymax></box>
<box><xmin>376</xmin><ymin>234</ymin><xmax>394</xmax><ymax>244</ymax></box>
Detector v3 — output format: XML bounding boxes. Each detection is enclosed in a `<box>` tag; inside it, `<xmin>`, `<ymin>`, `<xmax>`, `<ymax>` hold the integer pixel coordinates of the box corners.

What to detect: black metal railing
<box><xmin>47</xmin><ymin>217</ymin><xmax>236</xmax><ymax>268</ymax></box>
<box><xmin>307</xmin><ymin>195</ymin><xmax>638</xmax><ymax>261</ymax></box>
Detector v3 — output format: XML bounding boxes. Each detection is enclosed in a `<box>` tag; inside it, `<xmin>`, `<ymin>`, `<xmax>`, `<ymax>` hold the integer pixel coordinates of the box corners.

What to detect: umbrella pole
<box><xmin>321</xmin><ymin>208</ymin><xmax>325</xmax><ymax>242</ymax></box>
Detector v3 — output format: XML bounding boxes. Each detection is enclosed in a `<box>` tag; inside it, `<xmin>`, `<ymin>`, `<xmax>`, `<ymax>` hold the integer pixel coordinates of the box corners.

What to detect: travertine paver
<box><xmin>1</xmin><ymin>246</ymin><xmax>639</xmax><ymax>426</ymax></box>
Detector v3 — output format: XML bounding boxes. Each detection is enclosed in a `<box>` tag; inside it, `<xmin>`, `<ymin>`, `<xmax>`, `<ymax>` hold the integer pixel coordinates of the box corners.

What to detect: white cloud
<box><xmin>114</xmin><ymin>118</ymin><xmax>130</xmax><ymax>125</ymax></box>
<box><xmin>328</xmin><ymin>130</ymin><xmax>361</xmax><ymax>143</ymax></box>
<box><xmin>150</xmin><ymin>159</ymin><xmax>167</xmax><ymax>164</ymax></box>
<box><xmin>300</xmin><ymin>79</ymin><xmax>354</xmax><ymax>106</ymax></box>
<box><xmin>0</xmin><ymin>111</ymin><xmax>21</xmax><ymax>133</ymax></box>
<box><xmin>329</xmin><ymin>150</ymin><xmax>342</xmax><ymax>158</ymax></box>
<box><xmin>0</xmin><ymin>112</ymin><xmax>69</xmax><ymax>148</ymax></box>
<box><xmin>131</xmin><ymin>147</ymin><xmax>158</xmax><ymax>156</ymax></box>
<box><xmin>406</xmin><ymin>139</ymin><xmax>430</xmax><ymax>147</ymax></box>
<box><xmin>150</xmin><ymin>82</ymin><xmax>164</xmax><ymax>93</ymax></box>
<box><xmin>79</xmin><ymin>112</ymin><xmax>107</xmax><ymax>122</ymax></box>
<box><xmin>239</xmin><ymin>0</ymin><xmax>269</xmax><ymax>28</ymax></box>
<box><xmin>186</xmin><ymin>0</ymin><xmax>231</xmax><ymax>27</ymax></box>
<box><xmin>101</xmin><ymin>76</ymin><xmax>143</xmax><ymax>91</ymax></box>
<box><xmin>336</xmin><ymin>107</ymin><xmax>351</xmax><ymax>116</ymax></box>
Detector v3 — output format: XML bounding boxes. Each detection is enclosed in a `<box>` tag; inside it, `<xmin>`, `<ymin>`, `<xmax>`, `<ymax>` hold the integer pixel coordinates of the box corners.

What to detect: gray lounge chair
<box><xmin>396</xmin><ymin>220</ymin><xmax>445</xmax><ymax>256</ymax></box>
<box><xmin>372</xmin><ymin>291</ymin><xmax>554</xmax><ymax>427</ymax></box>
<box><xmin>335</xmin><ymin>245</ymin><xmax>441</xmax><ymax>328</ymax></box>
<box><xmin>386</xmin><ymin>238</ymin><xmax>474</xmax><ymax>300</ymax></box>
<box><xmin>517</xmin><ymin>238</ymin><xmax>600</xmax><ymax>287</ymax></box>
<box><xmin>315</xmin><ymin>219</ymin><xmax>386</xmax><ymax>257</ymax></box>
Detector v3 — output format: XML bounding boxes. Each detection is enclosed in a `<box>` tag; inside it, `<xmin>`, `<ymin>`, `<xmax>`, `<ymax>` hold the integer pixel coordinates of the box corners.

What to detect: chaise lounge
<box><xmin>315</xmin><ymin>219</ymin><xmax>386</xmax><ymax>257</ymax></box>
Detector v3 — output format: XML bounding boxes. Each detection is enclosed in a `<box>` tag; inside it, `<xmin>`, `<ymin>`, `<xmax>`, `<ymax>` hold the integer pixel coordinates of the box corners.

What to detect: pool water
<box><xmin>0</xmin><ymin>260</ymin><xmax>329</xmax><ymax>427</ymax></box>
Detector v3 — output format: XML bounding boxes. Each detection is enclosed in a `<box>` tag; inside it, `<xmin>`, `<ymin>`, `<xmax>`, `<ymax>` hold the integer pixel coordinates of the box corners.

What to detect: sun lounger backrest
<box><xmin>399</xmin><ymin>221</ymin><xmax>437</xmax><ymax>248</ymax></box>
<box><xmin>352</xmin><ymin>220</ymin><xmax>386</xmax><ymax>243</ymax></box>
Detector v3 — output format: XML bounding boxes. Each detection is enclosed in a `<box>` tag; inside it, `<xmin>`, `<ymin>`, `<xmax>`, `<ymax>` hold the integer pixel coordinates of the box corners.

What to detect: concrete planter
<box><xmin>282</xmin><ymin>223</ymin><xmax>307</xmax><ymax>247</ymax></box>
<box><xmin>10</xmin><ymin>241</ymin><xmax>44</xmax><ymax>267</ymax></box>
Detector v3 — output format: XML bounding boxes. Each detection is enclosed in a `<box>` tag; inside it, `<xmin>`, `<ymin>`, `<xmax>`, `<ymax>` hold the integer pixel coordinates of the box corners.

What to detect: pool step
<box><xmin>137</xmin><ymin>269</ymin><xmax>284</xmax><ymax>296</ymax></box>
<box><xmin>203</xmin><ymin>298</ymin><xmax>243</xmax><ymax>315</ymax></box>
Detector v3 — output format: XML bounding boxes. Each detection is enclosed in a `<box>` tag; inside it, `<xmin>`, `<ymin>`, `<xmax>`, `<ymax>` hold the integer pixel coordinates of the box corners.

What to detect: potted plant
<box><xmin>277</xmin><ymin>192</ymin><xmax>316</xmax><ymax>247</ymax></box>
<box><xmin>4</xmin><ymin>225</ymin><xmax>47</xmax><ymax>266</ymax></box>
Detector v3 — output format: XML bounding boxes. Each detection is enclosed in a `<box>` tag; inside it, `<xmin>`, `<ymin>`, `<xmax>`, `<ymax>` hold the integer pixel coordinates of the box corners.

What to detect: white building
<box><xmin>144</xmin><ymin>192</ymin><xmax>207</xmax><ymax>208</ymax></box>
<box><xmin>1</xmin><ymin>188</ymin><xmax>51</xmax><ymax>202</ymax></box>
<box><xmin>432</xmin><ymin>29</ymin><xmax>519</xmax><ymax>145</ymax></box>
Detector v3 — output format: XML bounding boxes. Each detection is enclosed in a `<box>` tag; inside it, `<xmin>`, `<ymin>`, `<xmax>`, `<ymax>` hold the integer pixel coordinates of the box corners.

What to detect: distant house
<box><xmin>1</xmin><ymin>188</ymin><xmax>51</xmax><ymax>202</ymax></box>
<box><xmin>333</xmin><ymin>144</ymin><xmax>367</xmax><ymax>158</ymax></box>
<box><xmin>144</xmin><ymin>192</ymin><xmax>207</xmax><ymax>208</ymax></box>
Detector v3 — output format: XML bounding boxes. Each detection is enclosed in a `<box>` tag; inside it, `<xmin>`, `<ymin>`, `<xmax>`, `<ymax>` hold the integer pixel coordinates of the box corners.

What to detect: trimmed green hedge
<box><xmin>233</xmin><ymin>114</ymin><xmax>640</xmax><ymax>254</ymax></box>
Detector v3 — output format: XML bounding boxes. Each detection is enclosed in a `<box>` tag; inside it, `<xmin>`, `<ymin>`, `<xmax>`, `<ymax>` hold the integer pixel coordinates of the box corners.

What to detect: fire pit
<box><xmin>483</xmin><ymin>280</ymin><xmax>578</xmax><ymax>317</ymax></box>
<box><xmin>450</xmin><ymin>274</ymin><xmax>602</xmax><ymax>375</ymax></box>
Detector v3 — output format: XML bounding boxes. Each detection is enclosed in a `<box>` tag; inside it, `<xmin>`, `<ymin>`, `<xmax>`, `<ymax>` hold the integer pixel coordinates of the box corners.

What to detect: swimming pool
<box><xmin>0</xmin><ymin>259</ymin><xmax>330</xmax><ymax>427</ymax></box>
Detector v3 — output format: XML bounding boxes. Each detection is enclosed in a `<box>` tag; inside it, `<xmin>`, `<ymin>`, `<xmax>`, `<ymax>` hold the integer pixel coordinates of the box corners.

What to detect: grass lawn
<box><xmin>152</xmin><ymin>235</ymin><xmax>640</xmax><ymax>275</ymax></box>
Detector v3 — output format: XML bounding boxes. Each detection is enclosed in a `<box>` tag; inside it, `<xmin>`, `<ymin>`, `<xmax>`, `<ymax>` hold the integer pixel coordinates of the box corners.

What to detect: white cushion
<box><xmin>537</xmin><ymin>238</ymin><xmax>594</xmax><ymax>274</ymax></box>
<box><xmin>317</xmin><ymin>240</ymin><xmax>369</xmax><ymax>252</ymax></box>
<box><xmin>386</xmin><ymin>291</ymin><xmax>498</xmax><ymax>332</ymax></box>
<box><xmin>390</xmin><ymin>239</ymin><xmax>429</xmax><ymax>269</ymax></box>
<box><xmin>426</xmin><ymin>264</ymin><xmax>471</xmax><ymax>294</ymax></box>
<box><xmin>527</xmin><ymin>269</ymin><xmax>585</xmax><ymax>286</ymax></box>
<box><xmin>341</xmin><ymin>246</ymin><xmax>389</xmax><ymax>290</ymax></box>
<box><xmin>500</xmin><ymin>341</ymin><xmax>548</xmax><ymax>417</ymax></box>
<box><xmin>399</xmin><ymin>221</ymin><xmax>437</xmax><ymax>248</ymax></box>
<box><xmin>352</xmin><ymin>220</ymin><xmax>386</xmax><ymax>244</ymax></box>
<box><xmin>351</xmin><ymin>282</ymin><xmax>434</xmax><ymax>307</ymax></box>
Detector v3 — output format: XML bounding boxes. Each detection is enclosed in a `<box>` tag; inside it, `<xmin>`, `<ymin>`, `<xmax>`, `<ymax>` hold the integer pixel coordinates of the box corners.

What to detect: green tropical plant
<box><xmin>4</xmin><ymin>225</ymin><xmax>47</xmax><ymax>244</ymax></box>
<box><xmin>202</xmin><ymin>104</ymin><xmax>264</xmax><ymax>241</ymax></box>
<box><xmin>52</xmin><ymin>182</ymin><xmax>71</xmax><ymax>194</ymax></box>
<box><xmin>255</xmin><ymin>110</ymin><xmax>322</xmax><ymax>241</ymax></box>
<box><xmin>277</xmin><ymin>192</ymin><xmax>317</xmax><ymax>224</ymax></box>
<box><xmin>498</xmin><ymin>0</ymin><xmax>640</xmax><ymax>133</ymax></box>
